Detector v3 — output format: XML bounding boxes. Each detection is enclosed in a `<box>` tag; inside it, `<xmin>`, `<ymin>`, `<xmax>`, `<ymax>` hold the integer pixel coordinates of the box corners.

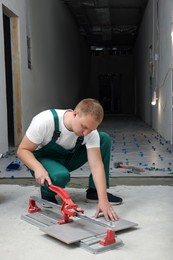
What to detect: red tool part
<box><xmin>28</xmin><ymin>199</ymin><xmax>41</xmax><ymax>213</ymax></box>
<box><xmin>114</xmin><ymin>162</ymin><xmax>144</xmax><ymax>173</ymax></box>
<box><xmin>46</xmin><ymin>183</ymin><xmax>84</xmax><ymax>224</ymax></box>
<box><xmin>99</xmin><ymin>229</ymin><xmax>116</xmax><ymax>246</ymax></box>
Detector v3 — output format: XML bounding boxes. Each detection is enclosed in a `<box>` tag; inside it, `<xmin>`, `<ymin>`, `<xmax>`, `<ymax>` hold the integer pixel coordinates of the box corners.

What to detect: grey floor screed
<box><xmin>0</xmin><ymin>185</ymin><xmax>173</xmax><ymax>259</ymax></box>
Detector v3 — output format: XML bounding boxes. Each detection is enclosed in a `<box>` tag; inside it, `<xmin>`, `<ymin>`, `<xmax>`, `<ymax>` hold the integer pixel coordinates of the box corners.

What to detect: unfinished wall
<box><xmin>25</xmin><ymin>0</ymin><xmax>90</xmax><ymax>119</ymax></box>
<box><xmin>23</xmin><ymin>0</ymin><xmax>90</xmax><ymax>132</ymax></box>
<box><xmin>0</xmin><ymin>0</ymin><xmax>27</xmax><ymax>152</ymax></box>
<box><xmin>135</xmin><ymin>0</ymin><xmax>173</xmax><ymax>144</ymax></box>
<box><xmin>0</xmin><ymin>0</ymin><xmax>90</xmax><ymax>153</ymax></box>
<box><xmin>134</xmin><ymin>0</ymin><xmax>153</xmax><ymax>125</ymax></box>
<box><xmin>157</xmin><ymin>0</ymin><xmax>173</xmax><ymax>143</ymax></box>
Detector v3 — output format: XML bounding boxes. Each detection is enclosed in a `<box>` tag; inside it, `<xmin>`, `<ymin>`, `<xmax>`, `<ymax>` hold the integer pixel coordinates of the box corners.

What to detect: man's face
<box><xmin>72</xmin><ymin>111</ymin><xmax>99</xmax><ymax>136</ymax></box>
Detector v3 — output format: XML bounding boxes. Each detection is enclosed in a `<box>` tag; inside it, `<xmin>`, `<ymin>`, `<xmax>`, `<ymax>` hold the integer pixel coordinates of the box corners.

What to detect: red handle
<box><xmin>45</xmin><ymin>181</ymin><xmax>84</xmax><ymax>224</ymax></box>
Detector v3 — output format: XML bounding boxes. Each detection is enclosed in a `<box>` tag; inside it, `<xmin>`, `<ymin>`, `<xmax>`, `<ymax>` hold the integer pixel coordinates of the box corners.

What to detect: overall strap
<box><xmin>50</xmin><ymin>109</ymin><xmax>83</xmax><ymax>146</ymax></box>
<box><xmin>50</xmin><ymin>109</ymin><xmax>61</xmax><ymax>141</ymax></box>
<box><xmin>75</xmin><ymin>136</ymin><xmax>84</xmax><ymax>147</ymax></box>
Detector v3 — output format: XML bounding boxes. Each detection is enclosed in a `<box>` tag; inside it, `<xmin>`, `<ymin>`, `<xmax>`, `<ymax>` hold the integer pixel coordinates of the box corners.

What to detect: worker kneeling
<box><xmin>17</xmin><ymin>98</ymin><xmax>122</xmax><ymax>221</ymax></box>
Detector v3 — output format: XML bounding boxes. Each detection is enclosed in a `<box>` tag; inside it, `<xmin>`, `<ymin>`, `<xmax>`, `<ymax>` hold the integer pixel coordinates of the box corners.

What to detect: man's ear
<box><xmin>73</xmin><ymin>110</ymin><xmax>79</xmax><ymax>117</ymax></box>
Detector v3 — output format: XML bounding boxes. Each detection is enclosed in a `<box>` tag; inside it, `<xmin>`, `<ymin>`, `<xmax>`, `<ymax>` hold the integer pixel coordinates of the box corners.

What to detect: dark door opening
<box><xmin>3</xmin><ymin>13</ymin><xmax>15</xmax><ymax>147</ymax></box>
<box><xmin>99</xmin><ymin>73</ymin><xmax>121</xmax><ymax>114</ymax></box>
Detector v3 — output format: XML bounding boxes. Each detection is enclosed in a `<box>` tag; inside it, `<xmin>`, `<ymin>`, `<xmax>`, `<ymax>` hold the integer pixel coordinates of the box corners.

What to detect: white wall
<box><xmin>134</xmin><ymin>0</ymin><xmax>153</xmax><ymax>125</ymax></box>
<box><xmin>135</xmin><ymin>0</ymin><xmax>173</xmax><ymax>143</ymax></box>
<box><xmin>0</xmin><ymin>0</ymin><xmax>28</xmax><ymax>152</ymax></box>
<box><xmin>24</xmin><ymin>0</ymin><xmax>90</xmax><ymax>132</ymax></box>
<box><xmin>157</xmin><ymin>0</ymin><xmax>173</xmax><ymax>143</ymax></box>
<box><xmin>0</xmin><ymin>0</ymin><xmax>90</xmax><ymax>153</ymax></box>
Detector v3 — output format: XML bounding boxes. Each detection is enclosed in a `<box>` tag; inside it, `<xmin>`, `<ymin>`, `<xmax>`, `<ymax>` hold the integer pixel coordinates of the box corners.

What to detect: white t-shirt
<box><xmin>26</xmin><ymin>109</ymin><xmax>100</xmax><ymax>150</ymax></box>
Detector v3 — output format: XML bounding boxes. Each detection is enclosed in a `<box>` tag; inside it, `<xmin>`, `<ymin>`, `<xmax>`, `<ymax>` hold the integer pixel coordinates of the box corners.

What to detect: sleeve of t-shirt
<box><xmin>84</xmin><ymin>130</ymin><xmax>100</xmax><ymax>149</ymax></box>
<box><xmin>26</xmin><ymin>112</ymin><xmax>51</xmax><ymax>144</ymax></box>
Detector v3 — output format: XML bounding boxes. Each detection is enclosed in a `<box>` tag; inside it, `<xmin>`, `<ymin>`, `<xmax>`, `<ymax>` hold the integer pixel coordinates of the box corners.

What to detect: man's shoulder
<box><xmin>33</xmin><ymin>110</ymin><xmax>53</xmax><ymax>121</ymax></box>
<box><xmin>84</xmin><ymin>129</ymin><xmax>99</xmax><ymax>141</ymax></box>
<box><xmin>34</xmin><ymin>109</ymin><xmax>65</xmax><ymax>119</ymax></box>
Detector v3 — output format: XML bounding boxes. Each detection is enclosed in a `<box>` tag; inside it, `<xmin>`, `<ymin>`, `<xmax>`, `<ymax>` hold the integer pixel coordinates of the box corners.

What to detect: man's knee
<box><xmin>51</xmin><ymin>170</ymin><xmax>70</xmax><ymax>188</ymax></box>
<box><xmin>36</xmin><ymin>158</ymin><xmax>70</xmax><ymax>188</ymax></box>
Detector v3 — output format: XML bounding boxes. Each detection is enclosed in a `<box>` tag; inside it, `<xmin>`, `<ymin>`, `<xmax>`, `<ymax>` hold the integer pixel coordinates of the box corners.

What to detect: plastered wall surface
<box><xmin>0</xmin><ymin>0</ymin><xmax>27</xmax><ymax>152</ymax></box>
<box><xmin>26</xmin><ymin>0</ymin><xmax>90</xmax><ymax>116</ymax></box>
<box><xmin>22</xmin><ymin>0</ymin><xmax>90</xmax><ymax>134</ymax></box>
<box><xmin>0</xmin><ymin>0</ymin><xmax>90</xmax><ymax>153</ymax></box>
<box><xmin>135</xmin><ymin>0</ymin><xmax>173</xmax><ymax>143</ymax></box>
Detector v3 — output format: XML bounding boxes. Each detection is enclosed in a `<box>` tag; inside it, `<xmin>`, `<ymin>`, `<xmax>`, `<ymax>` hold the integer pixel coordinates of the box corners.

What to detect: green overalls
<box><xmin>30</xmin><ymin>109</ymin><xmax>111</xmax><ymax>197</ymax></box>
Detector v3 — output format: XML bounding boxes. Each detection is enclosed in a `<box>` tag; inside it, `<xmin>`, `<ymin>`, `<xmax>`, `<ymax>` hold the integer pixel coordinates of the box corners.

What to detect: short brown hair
<box><xmin>75</xmin><ymin>98</ymin><xmax>104</xmax><ymax>123</ymax></box>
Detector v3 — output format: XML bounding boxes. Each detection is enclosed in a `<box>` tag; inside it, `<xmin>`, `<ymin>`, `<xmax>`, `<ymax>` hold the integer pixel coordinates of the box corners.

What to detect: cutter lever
<box><xmin>45</xmin><ymin>181</ymin><xmax>84</xmax><ymax>224</ymax></box>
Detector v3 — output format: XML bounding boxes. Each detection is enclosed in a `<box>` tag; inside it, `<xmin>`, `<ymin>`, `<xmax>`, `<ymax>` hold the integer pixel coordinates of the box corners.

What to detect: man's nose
<box><xmin>83</xmin><ymin>130</ymin><xmax>90</xmax><ymax>136</ymax></box>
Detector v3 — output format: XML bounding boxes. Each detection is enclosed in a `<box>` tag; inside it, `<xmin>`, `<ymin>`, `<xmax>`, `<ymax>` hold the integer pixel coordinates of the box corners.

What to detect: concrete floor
<box><xmin>0</xmin><ymin>184</ymin><xmax>173</xmax><ymax>260</ymax></box>
<box><xmin>0</xmin><ymin>116</ymin><xmax>173</xmax><ymax>259</ymax></box>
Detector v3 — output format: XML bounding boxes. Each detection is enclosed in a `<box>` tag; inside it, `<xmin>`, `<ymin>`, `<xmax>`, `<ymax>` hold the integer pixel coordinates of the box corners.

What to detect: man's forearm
<box><xmin>91</xmin><ymin>164</ymin><xmax>108</xmax><ymax>201</ymax></box>
<box><xmin>17</xmin><ymin>149</ymin><xmax>44</xmax><ymax>172</ymax></box>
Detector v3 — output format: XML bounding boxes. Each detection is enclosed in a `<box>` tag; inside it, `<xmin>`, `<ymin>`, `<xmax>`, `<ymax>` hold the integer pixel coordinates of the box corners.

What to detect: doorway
<box><xmin>2</xmin><ymin>6</ymin><xmax>22</xmax><ymax>147</ymax></box>
<box><xmin>99</xmin><ymin>73</ymin><xmax>121</xmax><ymax>114</ymax></box>
<box><xmin>3</xmin><ymin>13</ymin><xmax>14</xmax><ymax>146</ymax></box>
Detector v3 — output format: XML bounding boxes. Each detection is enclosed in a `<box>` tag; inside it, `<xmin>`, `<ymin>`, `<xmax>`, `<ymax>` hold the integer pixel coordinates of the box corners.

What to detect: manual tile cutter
<box><xmin>22</xmin><ymin>183</ymin><xmax>137</xmax><ymax>253</ymax></box>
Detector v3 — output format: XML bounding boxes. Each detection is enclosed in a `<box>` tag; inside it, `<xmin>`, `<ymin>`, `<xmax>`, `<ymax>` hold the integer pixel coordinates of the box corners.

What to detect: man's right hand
<box><xmin>34</xmin><ymin>169</ymin><xmax>52</xmax><ymax>186</ymax></box>
<box><xmin>17</xmin><ymin>135</ymin><xmax>52</xmax><ymax>186</ymax></box>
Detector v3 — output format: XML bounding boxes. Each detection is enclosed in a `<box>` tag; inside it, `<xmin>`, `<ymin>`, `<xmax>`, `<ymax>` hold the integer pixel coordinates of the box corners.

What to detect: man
<box><xmin>17</xmin><ymin>98</ymin><xmax>122</xmax><ymax>221</ymax></box>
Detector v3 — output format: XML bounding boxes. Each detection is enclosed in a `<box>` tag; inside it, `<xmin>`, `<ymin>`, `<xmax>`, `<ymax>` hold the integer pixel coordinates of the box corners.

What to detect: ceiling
<box><xmin>62</xmin><ymin>0</ymin><xmax>149</xmax><ymax>54</ymax></box>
